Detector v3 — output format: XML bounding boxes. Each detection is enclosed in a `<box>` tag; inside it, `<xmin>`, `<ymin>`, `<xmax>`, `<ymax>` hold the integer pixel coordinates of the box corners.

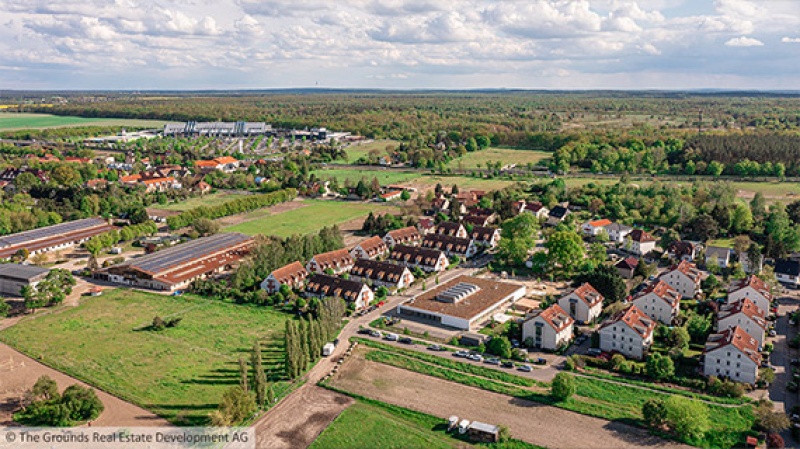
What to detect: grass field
<box><xmin>448</xmin><ymin>148</ymin><xmax>551</xmax><ymax>169</ymax></box>
<box><xmin>312</xmin><ymin>168</ymin><xmax>421</xmax><ymax>185</ymax></box>
<box><xmin>415</xmin><ymin>175</ymin><xmax>517</xmax><ymax>192</ymax></box>
<box><xmin>225</xmin><ymin>199</ymin><xmax>394</xmax><ymax>237</ymax></box>
<box><xmin>158</xmin><ymin>192</ymin><xmax>250</xmax><ymax>211</ymax></box>
<box><xmin>0</xmin><ymin>113</ymin><xmax>166</xmax><ymax>131</ymax></box>
<box><xmin>339</xmin><ymin>139</ymin><xmax>402</xmax><ymax>164</ymax></box>
<box><xmin>0</xmin><ymin>289</ymin><xmax>291</xmax><ymax>425</ymax></box>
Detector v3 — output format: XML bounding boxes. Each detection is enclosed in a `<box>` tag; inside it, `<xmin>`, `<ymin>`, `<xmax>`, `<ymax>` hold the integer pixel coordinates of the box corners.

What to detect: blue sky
<box><xmin>0</xmin><ymin>0</ymin><xmax>798</xmax><ymax>90</ymax></box>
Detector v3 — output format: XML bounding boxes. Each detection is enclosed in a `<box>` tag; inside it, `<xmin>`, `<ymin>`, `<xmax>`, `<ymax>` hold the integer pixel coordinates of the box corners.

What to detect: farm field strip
<box><xmin>0</xmin><ymin>113</ymin><xmax>166</xmax><ymax>131</ymax></box>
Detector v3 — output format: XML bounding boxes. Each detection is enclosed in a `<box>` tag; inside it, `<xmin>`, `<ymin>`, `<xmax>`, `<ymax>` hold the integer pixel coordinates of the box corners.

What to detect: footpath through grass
<box><xmin>0</xmin><ymin>289</ymin><xmax>292</xmax><ymax>425</ymax></box>
<box><xmin>359</xmin><ymin>340</ymin><xmax>755</xmax><ymax>449</ymax></box>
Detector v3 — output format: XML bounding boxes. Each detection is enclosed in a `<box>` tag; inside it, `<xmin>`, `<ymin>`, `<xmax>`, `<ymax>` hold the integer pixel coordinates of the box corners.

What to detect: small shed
<box><xmin>459</xmin><ymin>332</ymin><xmax>489</xmax><ymax>347</ymax></box>
<box><xmin>467</xmin><ymin>421</ymin><xmax>500</xmax><ymax>443</ymax></box>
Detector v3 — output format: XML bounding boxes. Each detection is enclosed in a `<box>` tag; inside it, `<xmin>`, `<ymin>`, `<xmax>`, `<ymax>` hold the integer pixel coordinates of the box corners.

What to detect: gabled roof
<box><xmin>605</xmin><ymin>222</ymin><xmax>632</xmax><ymax>233</ymax></box>
<box><xmin>470</xmin><ymin>226</ymin><xmax>498</xmax><ymax>242</ymax></box>
<box><xmin>386</xmin><ymin>226</ymin><xmax>421</xmax><ymax>243</ymax></box>
<box><xmin>310</xmin><ymin>249</ymin><xmax>353</xmax><ymax>269</ymax></box>
<box><xmin>436</xmin><ymin>222</ymin><xmax>465</xmax><ymax>236</ymax></box>
<box><xmin>354</xmin><ymin>236</ymin><xmax>388</xmax><ymax>256</ymax></box>
<box><xmin>120</xmin><ymin>174</ymin><xmax>141</xmax><ymax>183</ymax></box>
<box><xmin>635</xmin><ymin>280</ymin><xmax>681</xmax><ymax>308</ymax></box>
<box><xmin>351</xmin><ymin>259</ymin><xmax>408</xmax><ymax>284</ymax></box>
<box><xmin>422</xmin><ymin>234</ymin><xmax>472</xmax><ymax>254</ymax></box>
<box><xmin>586</xmin><ymin>219</ymin><xmax>612</xmax><ymax>228</ymax></box>
<box><xmin>270</xmin><ymin>261</ymin><xmax>308</xmax><ymax>284</ymax></box>
<box><xmin>718</xmin><ymin>298</ymin><xmax>766</xmax><ymax>330</ymax></box>
<box><xmin>704</xmin><ymin>326</ymin><xmax>760</xmax><ymax>365</ymax></box>
<box><xmin>305</xmin><ymin>274</ymin><xmax>367</xmax><ymax>302</ymax></box>
<box><xmin>389</xmin><ymin>245</ymin><xmax>446</xmax><ymax>266</ymax></box>
<box><xmin>463</xmin><ymin>215</ymin><xmax>491</xmax><ymax>226</ymax></box>
<box><xmin>600</xmin><ymin>305</ymin><xmax>655</xmax><ymax>339</ymax></box>
<box><xmin>141</xmin><ymin>176</ymin><xmax>176</xmax><ymax>185</ymax></box>
<box><xmin>629</xmin><ymin>229</ymin><xmax>655</xmax><ymax>243</ymax></box>
<box><xmin>532</xmin><ymin>304</ymin><xmax>574</xmax><ymax>332</ymax></box>
<box><xmin>615</xmin><ymin>256</ymin><xmax>639</xmax><ymax>270</ymax></box>
<box><xmin>728</xmin><ymin>275</ymin><xmax>772</xmax><ymax>301</ymax></box>
<box><xmin>549</xmin><ymin>206</ymin><xmax>569</xmax><ymax>219</ymax></box>
<box><xmin>194</xmin><ymin>160</ymin><xmax>219</xmax><ymax>167</ymax></box>
<box><xmin>775</xmin><ymin>259</ymin><xmax>800</xmax><ymax>277</ymax></box>
<box><xmin>567</xmin><ymin>283</ymin><xmax>604</xmax><ymax>307</ymax></box>
<box><xmin>663</xmin><ymin>260</ymin><xmax>701</xmax><ymax>283</ymax></box>
<box><xmin>705</xmin><ymin>246</ymin><xmax>731</xmax><ymax>259</ymax></box>
<box><xmin>214</xmin><ymin>156</ymin><xmax>239</xmax><ymax>164</ymax></box>
<box><xmin>667</xmin><ymin>240</ymin><xmax>697</xmax><ymax>257</ymax></box>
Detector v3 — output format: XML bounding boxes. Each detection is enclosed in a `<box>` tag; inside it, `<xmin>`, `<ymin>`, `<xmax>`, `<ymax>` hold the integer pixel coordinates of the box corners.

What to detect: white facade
<box><xmin>632</xmin><ymin>293</ymin><xmax>679</xmax><ymax>324</ymax></box>
<box><xmin>703</xmin><ymin>346</ymin><xmax>758</xmax><ymax>384</ymax></box>
<box><xmin>660</xmin><ymin>270</ymin><xmax>700</xmax><ymax>299</ymax></box>
<box><xmin>624</xmin><ymin>238</ymin><xmax>655</xmax><ymax>256</ymax></box>
<box><xmin>598</xmin><ymin>313</ymin><xmax>654</xmax><ymax>360</ymax></box>
<box><xmin>522</xmin><ymin>314</ymin><xmax>573</xmax><ymax>351</ymax></box>
<box><xmin>558</xmin><ymin>292</ymin><xmax>602</xmax><ymax>324</ymax></box>
<box><xmin>727</xmin><ymin>286</ymin><xmax>771</xmax><ymax>315</ymax></box>
<box><xmin>605</xmin><ymin>224</ymin><xmax>632</xmax><ymax>244</ymax></box>
<box><xmin>717</xmin><ymin>314</ymin><xmax>765</xmax><ymax>349</ymax></box>
<box><xmin>397</xmin><ymin>286</ymin><xmax>525</xmax><ymax>331</ymax></box>
<box><xmin>776</xmin><ymin>272</ymin><xmax>800</xmax><ymax>287</ymax></box>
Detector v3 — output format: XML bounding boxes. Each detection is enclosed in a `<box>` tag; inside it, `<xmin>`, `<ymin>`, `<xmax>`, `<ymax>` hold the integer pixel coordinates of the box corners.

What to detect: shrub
<box><xmin>767</xmin><ymin>433</ymin><xmax>785</xmax><ymax>449</ymax></box>
<box><xmin>551</xmin><ymin>373</ymin><xmax>576</xmax><ymax>401</ymax></box>
<box><xmin>151</xmin><ymin>316</ymin><xmax>166</xmax><ymax>331</ymax></box>
<box><xmin>642</xmin><ymin>398</ymin><xmax>667</xmax><ymax>428</ymax></box>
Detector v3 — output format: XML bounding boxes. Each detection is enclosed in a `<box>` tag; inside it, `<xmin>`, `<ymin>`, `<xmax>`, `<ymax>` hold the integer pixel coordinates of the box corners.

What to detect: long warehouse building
<box><xmin>97</xmin><ymin>232</ymin><xmax>255</xmax><ymax>291</ymax></box>
<box><xmin>0</xmin><ymin>218</ymin><xmax>115</xmax><ymax>260</ymax></box>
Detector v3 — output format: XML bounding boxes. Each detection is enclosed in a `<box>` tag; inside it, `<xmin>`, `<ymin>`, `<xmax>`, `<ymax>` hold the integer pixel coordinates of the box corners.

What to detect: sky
<box><xmin>0</xmin><ymin>0</ymin><xmax>798</xmax><ymax>90</ymax></box>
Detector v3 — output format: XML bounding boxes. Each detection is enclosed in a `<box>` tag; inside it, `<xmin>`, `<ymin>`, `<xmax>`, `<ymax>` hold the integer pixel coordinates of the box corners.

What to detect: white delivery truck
<box><xmin>322</xmin><ymin>342</ymin><xmax>335</xmax><ymax>357</ymax></box>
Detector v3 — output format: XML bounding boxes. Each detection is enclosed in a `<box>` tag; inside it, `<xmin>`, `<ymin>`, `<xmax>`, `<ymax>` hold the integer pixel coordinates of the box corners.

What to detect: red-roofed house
<box><xmin>624</xmin><ymin>229</ymin><xmax>657</xmax><ymax>256</ymax></box>
<box><xmin>306</xmin><ymin>249</ymin><xmax>354</xmax><ymax>275</ymax></box>
<box><xmin>513</xmin><ymin>200</ymin><xmax>549</xmax><ymax>219</ymax></box>
<box><xmin>558</xmin><ymin>283</ymin><xmax>604</xmax><ymax>323</ymax></box>
<box><xmin>632</xmin><ymin>280</ymin><xmax>681</xmax><ymax>324</ymax></box>
<box><xmin>350</xmin><ymin>236</ymin><xmax>389</xmax><ymax>260</ymax></box>
<box><xmin>717</xmin><ymin>298</ymin><xmax>767</xmax><ymax>348</ymax></box>
<box><xmin>703</xmin><ymin>326</ymin><xmax>760</xmax><ymax>384</ymax></box>
<box><xmin>659</xmin><ymin>260</ymin><xmax>702</xmax><ymax>299</ymax></box>
<box><xmin>379</xmin><ymin>190</ymin><xmax>403</xmax><ymax>202</ymax></box>
<box><xmin>615</xmin><ymin>256</ymin><xmax>639</xmax><ymax>279</ymax></box>
<box><xmin>727</xmin><ymin>275</ymin><xmax>772</xmax><ymax>315</ymax></box>
<box><xmin>522</xmin><ymin>304</ymin><xmax>574</xmax><ymax>351</ymax></box>
<box><xmin>599</xmin><ymin>305</ymin><xmax>656</xmax><ymax>359</ymax></box>
<box><xmin>260</xmin><ymin>261</ymin><xmax>308</xmax><ymax>294</ymax></box>
<box><xmin>384</xmin><ymin>226</ymin><xmax>422</xmax><ymax>247</ymax></box>
<box><xmin>581</xmin><ymin>219</ymin><xmax>613</xmax><ymax>237</ymax></box>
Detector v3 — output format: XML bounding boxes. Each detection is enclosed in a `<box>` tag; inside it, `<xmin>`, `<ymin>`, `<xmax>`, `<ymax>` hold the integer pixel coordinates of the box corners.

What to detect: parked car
<box><xmin>517</xmin><ymin>364</ymin><xmax>533</xmax><ymax>372</ymax></box>
<box><xmin>399</xmin><ymin>337</ymin><xmax>413</xmax><ymax>344</ymax></box>
<box><xmin>532</xmin><ymin>357</ymin><xmax>547</xmax><ymax>365</ymax></box>
<box><xmin>511</xmin><ymin>339</ymin><xmax>520</xmax><ymax>348</ymax></box>
<box><xmin>357</xmin><ymin>328</ymin><xmax>371</xmax><ymax>335</ymax></box>
<box><xmin>468</xmin><ymin>354</ymin><xmax>484</xmax><ymax>362</ymax></box>
<box><xmin>453</xmin><ymin>350</ymin><xmax>470</xmax><ymax>358</ymax></box>
<box><xmin>485</xmin><ymin>357</ymin><xmax>501</xmax><ymax>365</ymax></box>
<box><xmin>587</xmin><ymin>348</ymin><xmax>603</xmax><ymax>357</ymax></box>
<box><xmin>384</xmin><ymin>333</ymin><xmax>399</xmax><ymax>341</ymax></box>
<box><xmin>501</xmin><ymin>361</ymin><xmax>515</xmax><ymax>368</ymax></box>
<box><xmin>369</xmin><ymin>330</ymin><xmax>381</xmax><ymax>338</ymax></box>
<box><xmin>769</xmin><ymin>329</ymin><xmax>777</xmax><ymax>337</ymax></box>
<box><xmin>427</xmin><ymin>344</ymin><xmax>444</xmax><ymax>351</ymax></box>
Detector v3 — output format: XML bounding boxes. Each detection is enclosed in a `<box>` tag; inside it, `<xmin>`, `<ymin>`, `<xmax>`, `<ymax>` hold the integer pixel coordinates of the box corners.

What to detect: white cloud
<box><xmin>724</xmin><ymin>36</ymin><xmax>764</xmax><ymax>47</ymax></box>
<box><xmin>782</xmin><ymin>37</ymin><xmax>800</xmax><ymax>43</ymax></box>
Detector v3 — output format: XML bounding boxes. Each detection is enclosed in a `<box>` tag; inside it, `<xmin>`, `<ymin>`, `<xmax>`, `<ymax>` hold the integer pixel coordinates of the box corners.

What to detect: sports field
<box><xmin>0</xmin><ymin>289</ymin><xmax>291</xmax><ymax>425</ymax></box>
<box><xmin>225</xmin><ymin>199</ymin><xmax>395</xmax><ymax>237</ymax></box>
<box><xmin>0</xmin><ymin>113</ymin><xmax>165</xmax><ymax>131</ymax></box>
<box><xmin>448</xmin><ymin>148</ymin><xmax>551</xmax><ymax>169</ymax></box>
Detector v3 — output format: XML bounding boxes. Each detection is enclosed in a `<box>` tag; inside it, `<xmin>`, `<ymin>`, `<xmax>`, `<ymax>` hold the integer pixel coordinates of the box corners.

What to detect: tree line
<box><xmin>166</xmin><ymin>188</ymin><xmax>296</xmax><ymax>229</ymax></box>
<box><xmin>285</xmin><ymin>297</ymin><xmax>346</xmax><ymax>379</ymax></box>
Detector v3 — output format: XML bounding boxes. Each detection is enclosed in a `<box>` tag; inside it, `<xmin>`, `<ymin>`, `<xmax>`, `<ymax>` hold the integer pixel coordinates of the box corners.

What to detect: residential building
<box><xmin>379</xmin><ymin>190</ymin><xmax>403</xmax><ymax>202</ymax></box>
<box><xmin>513</xmin><ymin>200</ymin><xmax>549</xmax><ymax>219</ymax></box>
<box><xmin>737</xmin><ymin>250</ymin><xmax>762</xmax><ymax>274</ymax></box>
<box><xmin>397</xmin><ymin>276</ymin><xmax>526</xmax><ymax>330</ymax></box>
<box><xmin>615</xmin><ymin>256</ymin><xmax>639</xmax><ymax>279</ymax></box>
<box><xmin>667</xmin><ymin>241</ymin><xmax>699</xmax><ymax>262</ymax></box>
<box><xmin>463</xmin><ymin>215</ymin><xmax>492</xmax><ymax>227</ymax></box>
<box><xmin>97</xmin><ymin>233</ymin><xmax>254</xmax><ymax>291</ymax></box>
<box><xmin>0</xmin><ymin>264</ymin><xmax>50</xmax><ymax>296</ymax></box>
<box><xmin>304</xmin><ymin>274</ymin><xmax>373</xmax><ymax>310</ymax></box>
<box><xmin>422</xmin><ymin>234</ymin><xmax>478</xmax><ymax>259</ymax></box>
<box><xmin>470</xmin><ymin>226</ymin><xmax>500</xmax><ymax>248</ymax></box>
<box><xmin>436</xmin><ymin>222</ymin><xmax>468</xmax><ymax>238</ymax></box>
<box><xmin>598</xmin><ymin>305</ymin><xmax>656</xmax><ymax>360</ymax></box>
<box><xmin>659</xmin><ymin>260</ymin><xmax>702</xmax><ymax>299</ymax></box>
<box><xmin>306</xmin><ymin>249</ymin><xmax>354</xmax><ymax>275</ymax></box>
<box><xmin>703</xmin><ymin>326</ymin><xmax>760</xmax><ymax>385</ymax></box>
<box><xmin>547</xmin><ymin>205</ymin><xmax>570</xmax><ymax>226</ymax></box>
<box><xmin>774</xmin><ymin>259</ymin><xmax>800</xmax><ymax>288</ymax></box>
<box><xmin>727</xmin><ymin>275</ymin><xmax>773</xmax><ymax>315</ymax></box>
<box><xmin>706</xmin><ymin>246</ymin><xmax>732</xmax><ymax>269</ymax></box>
<box><xmin>416</xmin><ymin>218</ymin><xmax>436</xmax><ymax>235</ymax></box>
<box><xmin>717</xmin><ymin>298</ymin><xmax>767</xmax><ymax>349</ymax></box>
<box><xmin>388</xmin><ymin>245</ymin><xmax>448</xmax><ymax>272</ymax></box>
<box><xmin>350</xmin><ymin>236</ymin><xmax>389</xmax><ymax>260</ymax></box>
<box><xmin>383</xmin><ymin>226</ymin><xmax>422</xmax><ymax>247</ymax></box>
<box><xmin>557</xmin><ymin>283</ymin><xmax>604</xmax><ymax>324</ymax></box>
<box><xmin>260</xmin><ymin>261</ymin><xmax>308</xmax><ymax>294</ymax></box>
<box><xmin>522</xmin><ymin>304</ymin><xmax>574</xmax><ymax>351</ymax></box>
<box><xmin>194</xmin><ymin>156</ymin><xmax>241</xmax><ymax>173</ymax></box>
<box><xmin>624</xmin><ymin>229</ymin><xmax>656</xmax><ymax>256</ymax></box>
<box><xmin>349</xmin><ymin>259</ymin><xmax>415</xmax><ymax>290</ymax></box>
<box><xmin>632</xmin><ymin>280</ymin><xmax>681</xmax><ymax>324</ymax></box>
<box><xmin>605</xmin><ymin>222</ymin><xmax>633</xmax><ymax>244</ymax></box>
<box><xmin>581</xmin><ymin>219</ymin><xmax>612</xmax><ymax>237</ymax></box>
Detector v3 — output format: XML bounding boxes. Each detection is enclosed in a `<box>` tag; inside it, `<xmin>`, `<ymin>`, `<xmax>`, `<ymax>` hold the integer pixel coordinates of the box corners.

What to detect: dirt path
<box><xmin>253</xmin><ymin>385</ymin><xmax>354</xmax><ymax>449</ymax></box>
<box><xmin>328</xmin><ymin>354</ymin><xmax>691</xmax><ymax>449</ymax></box>
<box><xmin>0</xmin><ymin>343</ymin><xmax>168</xmax><ymax>427</ymax></box>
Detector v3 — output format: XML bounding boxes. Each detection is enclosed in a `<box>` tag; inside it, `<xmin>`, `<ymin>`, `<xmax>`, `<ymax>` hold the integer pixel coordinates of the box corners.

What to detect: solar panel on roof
<box><xmin>123</xmin><ymin>233</ymin><xmax>252</xmax><ymax>274</ymax></box>
<box><xmin>0</xmin><ymin>218</ymin><xmax>107</xmax><ymax>248</ymax></box>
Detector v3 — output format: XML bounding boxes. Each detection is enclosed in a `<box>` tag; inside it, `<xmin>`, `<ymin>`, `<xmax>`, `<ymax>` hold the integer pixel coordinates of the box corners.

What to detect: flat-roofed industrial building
<box><xmin>397</xmin><ymin>275</ymin><xmax>525</xmax><ymax>330</ymax></box>
<box><xmin>0</xmin><ymin>263</ymin><xmax>50</xmax><ymax>296</ymax></box>
<box><xmin>97</xmin><ymin>233</ymin><xmax>254</xmax><ymax>291</ymax></box>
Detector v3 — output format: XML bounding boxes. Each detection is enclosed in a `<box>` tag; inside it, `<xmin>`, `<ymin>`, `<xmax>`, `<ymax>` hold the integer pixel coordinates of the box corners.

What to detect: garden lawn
<box><xmin>0</xmin><ymin>289</ymin><xmax>291</xmax><ymax>425</ymax></box>
<box><xmin>224</xmin><ymin>199</ymin><xmax>396</xmax><ymax>237</ymax></box>
<box><xmin>448</xmin><ymin>148</ymin><xmax>551</xmax><ymax>169</ymax></box>
<box><xmin>311</xmin><ymin>168</ymin><xmax>421</xmax><ymax>185</ymax></box>
<box><xmin>0</xmin><ymin>113</ymin><xmax>165</xmax><ymax>131</ymax></box>
<box><xmin>159</xmin><ymin>192</ymin><xmax>251</xmax><ymax>211</ymax></box>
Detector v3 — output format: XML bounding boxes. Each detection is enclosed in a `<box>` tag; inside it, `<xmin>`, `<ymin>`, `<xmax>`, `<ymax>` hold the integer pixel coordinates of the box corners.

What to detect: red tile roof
<box><xmin>587</xmin><ymin>219</ymin><xmax>612</xmax><ymax>228</ymax></box>
<box><xmin>665</xmin><ymin>260</ymin><xmax>702</xmax><ymax>283</ymax></box>
<box><xmin>310</xmin><ymin>249</ymin><xmax>353</xmax><ymax>270</ymax></box>
<box><xmin>629</xmin><ymin>229</ymin><xmax>655</xmax><ymax>242</ymax></box>
<box><xmin>570</xmin><ymin>283</ymin><xmax>604</xmax><ymax>307</ymax></box>
<box><xmin>270</xmin><ymin>261</ymin><xmax>308</xmax><ymax>285</ymax></box>
<box><xmin>705</xmin><ymin>326</ymin><xmax>760</xmax><ymax>365</ymax></box>
<box><xmin>636</xmin><ymin>280</ymin><xmax>681</xmax><ymax>308</ymax></box>
<box><xmin>718</xmin><ymin>298</ymin><xmax>767</xmax><ymax>330</ymax></box>
<box><xmin>386</xmin><ymin>226</ymin><xmax>421</xmax><ymax>244</ymax></box>
<box><xmin>601</xmin><ymin>305</ymin><xmax>655</xmax><ymax>339</ymax></box>
<box><xmin>536</xmin><ymin>304</ymin><xmax>574</xmax><ymax>332</ymax></box>
<box><xmin>354</xmin><ymin>236</ymin><xmax>388</xmax><ymax>257</ymax></box>
<box><xmin>728</xmin><ymin>275</ymin><xmax>772</xmax><ymax>301</ymax></box>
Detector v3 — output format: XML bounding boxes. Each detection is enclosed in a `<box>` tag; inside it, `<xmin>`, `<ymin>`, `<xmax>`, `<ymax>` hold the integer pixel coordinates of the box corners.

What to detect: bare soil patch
<box><xmin>254</xmin><ymin>384</ymin><xmax>354</xmax><ymax>449</ymax></box>
<box><xmin>0</xmin><ymin>343</ymin><xmax>168</xmax><ymax>427</ymax></box>
<box><xmin>328</xmin><ymin>353</ymin><xmax>690</xmax><ymax>449</ymax></box>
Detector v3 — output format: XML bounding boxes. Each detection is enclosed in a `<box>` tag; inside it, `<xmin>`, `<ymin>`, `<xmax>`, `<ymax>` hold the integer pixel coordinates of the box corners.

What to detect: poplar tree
<box><xmin>251</xmin><ymin>340</ymin><xmax>266</xmax><ymax>407</ymax></box>
<box><xmin>238</xmin><ymin>357</ymin><xmax>249</xmax><ymax>392</ymax></box>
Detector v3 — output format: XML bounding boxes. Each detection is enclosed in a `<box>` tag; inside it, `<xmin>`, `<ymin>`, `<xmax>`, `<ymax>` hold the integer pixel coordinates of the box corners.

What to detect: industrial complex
<box><xmin>0</xmin><ymin>218</ymin><xmax>115</xmax><ymax>260</ymax></box>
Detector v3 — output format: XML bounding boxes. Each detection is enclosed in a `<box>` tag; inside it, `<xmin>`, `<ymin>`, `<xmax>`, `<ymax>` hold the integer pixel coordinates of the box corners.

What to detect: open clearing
<box><xmin>0</xmin><ymin>113</ymin><xmax>165</xmax><ymax>131</ymax></box>
<box><xmin>0</xmin><ymin>289</ymin><xmax>292</xmax><ymax>425</ymax></box>
<box><xmin>448</xmin><ymin>148</ymin><xmax>551</xmax><ymax>169</ymax></box>
<box><xmin>328</xmin><ymin>353</ymin><xmax>690</xmax><ymax>449</ymax></box>
<box><xmin>312</xmin><ymin>168</ymin><xmax>421</xmax><ymax>185</ymax></box>
<box><xmin>411</xmin><ymin>175</ymin><xmax>517</xmax><ymax>192</ymax></box>
<box><xmin>157</xmin><ymin>192</ymin><xmax>252</xmax><ymax>211</ymax></box>
<box><xmin>339</xmin><ymin>139</ymin><xmax>402</xmax><ymax>164</ymax></box>
<box><xmin>225</xmin><ymin>199</ymin><xmax>397</xmax><ymax>237</ymax></box>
